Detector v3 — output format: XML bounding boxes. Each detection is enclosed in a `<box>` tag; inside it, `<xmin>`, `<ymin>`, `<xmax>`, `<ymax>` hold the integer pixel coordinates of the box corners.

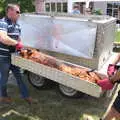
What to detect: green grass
<box><xmin>0</xmin><ymin>75</ymin><xmax>111</xmax><ymax>120</ymax></box>
<box><xmin>115</xmin><ymin>31</ymin><xmax>120</xmax><ymax>42</ymax></box>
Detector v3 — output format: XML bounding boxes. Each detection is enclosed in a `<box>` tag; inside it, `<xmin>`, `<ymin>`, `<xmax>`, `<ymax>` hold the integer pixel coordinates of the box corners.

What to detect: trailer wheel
<box><xmin>28</xmin><ymin>72</ymin><xmax>47</xmax><ymax>89</ymax></box>
<box><xmin>58</xmin><ymin>84</ymin><xmax>84</xmax><ymax>98</ymax></box>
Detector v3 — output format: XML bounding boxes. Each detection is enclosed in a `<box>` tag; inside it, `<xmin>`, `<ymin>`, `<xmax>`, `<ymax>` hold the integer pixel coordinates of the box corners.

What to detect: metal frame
<box><xmin>11</xmin><ymin>54</ymin><xmax>102</xmax><ymax>98</ymax></box>
<box><xmin>20</xmin><ymin>13</ymin><xmax>116</xmax><ymax>70</ymax></box>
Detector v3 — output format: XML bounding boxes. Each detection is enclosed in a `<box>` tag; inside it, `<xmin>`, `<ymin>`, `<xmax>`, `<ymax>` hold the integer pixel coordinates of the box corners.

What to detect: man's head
<box><xmin>6</xmin><ymin>4</ymin><xmax>20</xmax><ymax>22</ymax></box>
<box><xmin>73</xmin><ymin>4</ymin><xmax>79</xmax><ymax>10</ymax></box>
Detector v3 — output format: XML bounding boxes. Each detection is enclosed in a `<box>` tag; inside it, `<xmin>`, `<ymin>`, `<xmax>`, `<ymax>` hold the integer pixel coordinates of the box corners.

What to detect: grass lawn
<box><xmin>115</xmin><ymin>31</ymin><xmax>120</xmax><ymax>42</ymax></box>
<box><xmin>0</xmin><ymin>75</ymin><xmax>112</xmax><ymax>120</ymax></box>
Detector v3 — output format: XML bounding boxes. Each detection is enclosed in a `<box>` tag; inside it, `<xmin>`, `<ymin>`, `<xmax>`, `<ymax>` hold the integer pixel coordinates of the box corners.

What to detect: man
<box><xmin>85</xmin><ymin>53</ymin><xmax>120</xmax><ymax>120</ymax></box>
<box><xmin>100</xmin><ymin>54</ymin><xmax>120</xmax><ymax>120</ymax></box>
<box><xmin>85</xmin><ymin>8</ymin><xmax>92</xmax><ymax>15</ymax></box>
<box><xmin>72</xmin><ymin>4</ymin><xmax>81</xmax><ymax>15</ymax></box>
<box><xmin>0</xmin><ymin>4</ymin><xmax>33</xmax><ymax>104</ymax></box>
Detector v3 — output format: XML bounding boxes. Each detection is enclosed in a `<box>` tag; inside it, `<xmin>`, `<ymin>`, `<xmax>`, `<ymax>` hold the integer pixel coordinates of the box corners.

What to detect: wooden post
<box><xmin>68</xmin><ymin>0</ymin><xmax>73</xmax><ymax>13</ymax></box>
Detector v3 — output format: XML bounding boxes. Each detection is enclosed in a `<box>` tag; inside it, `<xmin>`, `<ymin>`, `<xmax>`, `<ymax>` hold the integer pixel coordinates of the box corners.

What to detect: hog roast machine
<box><xmin>11</xmin><ymin>13</ymin><xmax>116</xmax><ymax>97</ymax></box>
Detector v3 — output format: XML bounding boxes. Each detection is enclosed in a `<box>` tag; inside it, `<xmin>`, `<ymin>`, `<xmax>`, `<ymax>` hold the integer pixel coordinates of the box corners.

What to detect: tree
<box><xmin>0</xmin><ymin>0</ymin><xmax>35</xmax><ymax>18</ymax></box>
<box><xmin>0</xmin><ymin>0</ymin><xmax>6</xmax><ymax>17</ymax></box>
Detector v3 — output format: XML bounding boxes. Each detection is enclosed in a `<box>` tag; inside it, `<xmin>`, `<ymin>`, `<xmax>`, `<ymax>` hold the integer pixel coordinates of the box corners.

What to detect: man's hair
<box><xmin>73</xmin><ymin>4</ymin><xmax>79</xmax><ymax>9</ymax></box>
<box><xmin>6</xmin><ymin>4</ymin><xmax>20</xmax><ymax>12</ymax></box>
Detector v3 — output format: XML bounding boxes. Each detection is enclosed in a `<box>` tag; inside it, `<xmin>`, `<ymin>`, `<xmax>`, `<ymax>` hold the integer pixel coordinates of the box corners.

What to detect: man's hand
<box><xmin>109</xmin><ymin>70</ymin><xmax>120</xmax><ymax>83</ymax></box>
<box><xmin>16</xmin><ymin>41</ymin><xmax>23</xmax><ymax>50</ymax></box>
<box><xmin>97</xmin><ymin>78</ymin><xmax>114</xmax><ymax>90</ymax></box>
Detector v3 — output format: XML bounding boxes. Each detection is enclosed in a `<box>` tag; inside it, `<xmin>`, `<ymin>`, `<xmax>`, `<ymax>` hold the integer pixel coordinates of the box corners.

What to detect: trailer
<box><xmin>11</xmin><ymin>13</ymin><xmax>116</xmax><ymax>98</ymax></box>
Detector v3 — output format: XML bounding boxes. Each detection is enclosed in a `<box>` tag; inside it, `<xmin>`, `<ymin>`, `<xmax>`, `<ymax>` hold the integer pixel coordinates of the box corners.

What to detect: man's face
<box><xmin>7</xmin><ymin>6</ymin><xmax>20</xmax><ymax>22</ymax></box>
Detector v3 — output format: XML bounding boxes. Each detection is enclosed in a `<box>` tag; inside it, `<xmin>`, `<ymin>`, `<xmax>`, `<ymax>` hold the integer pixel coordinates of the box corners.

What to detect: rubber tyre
<box><xmin>28</xmin><ymin>72</ymin><xmax>48</xmax><ymax>89</ymax></box>
<box><xmin>58</xmin><ymin>84</ymin><xmax>84</xmax><ymax>98</ymax></box>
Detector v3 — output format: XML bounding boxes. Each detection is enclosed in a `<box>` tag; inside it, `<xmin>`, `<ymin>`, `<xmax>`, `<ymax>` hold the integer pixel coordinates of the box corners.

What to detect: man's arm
<box><xmin>97</xmin><ymin>53</ymin><xmax>120</xmax><ymax>90</ymax></box>
<box><xmin>111</xmin><ymin>53</ymin><xmax>120</xmax><ymax>64</ymax></box>
<box><xmin>107</xmin><ymin>53</ymin><xmax>120</xmax><ymax>82</ymax></box>
<box><xmin>0</xmin><ymin>31</ymin><xmax>18</xmax><ymax>46</ymax></box>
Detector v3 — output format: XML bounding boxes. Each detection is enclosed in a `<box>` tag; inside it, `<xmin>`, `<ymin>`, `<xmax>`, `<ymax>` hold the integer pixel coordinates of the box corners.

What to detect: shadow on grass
<box><xmin>0</xmin><ymin>76</ymin><xmax>111</xmax><ymax>120</ymax></box>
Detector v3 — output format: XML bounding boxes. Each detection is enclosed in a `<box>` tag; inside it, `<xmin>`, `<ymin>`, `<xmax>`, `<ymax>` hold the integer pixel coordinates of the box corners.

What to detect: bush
<box><xmin>93</xmin><ymin>9</ymin><xmax>102</xmax><ymax>15</ymax></box>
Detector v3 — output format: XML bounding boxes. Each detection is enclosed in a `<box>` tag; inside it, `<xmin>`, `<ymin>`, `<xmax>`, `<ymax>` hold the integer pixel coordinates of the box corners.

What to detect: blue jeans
<box><xmin>0</xmin><ymin>56</ymin><xmax>29</xmax><ymax>98</ymax></box>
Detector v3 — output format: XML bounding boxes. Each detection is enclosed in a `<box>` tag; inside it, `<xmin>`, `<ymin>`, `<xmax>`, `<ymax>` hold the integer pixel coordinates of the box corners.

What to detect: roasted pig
<box><xmin>20</xmin><ymin>49</ymin><xmax>101</xmax><ymax>83</ymax></box>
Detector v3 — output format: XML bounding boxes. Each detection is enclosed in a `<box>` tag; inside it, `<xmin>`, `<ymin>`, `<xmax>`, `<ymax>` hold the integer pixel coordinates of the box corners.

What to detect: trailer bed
<box><xmin>11</xmin><ymin>53</ymin><xmax>104</xmax><ymax>98</ymax></box>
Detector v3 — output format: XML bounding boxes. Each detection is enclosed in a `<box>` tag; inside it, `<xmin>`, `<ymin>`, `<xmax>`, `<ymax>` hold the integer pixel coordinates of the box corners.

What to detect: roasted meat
<box><xmin>20</xmin><ymin>49</ymin><xmax>101</xmax><ymax>83</ymax></box>
<box><xmin>20</xmin><ymin>49</ymin><xmax>59</xmax><ymax>68</ymax></box>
